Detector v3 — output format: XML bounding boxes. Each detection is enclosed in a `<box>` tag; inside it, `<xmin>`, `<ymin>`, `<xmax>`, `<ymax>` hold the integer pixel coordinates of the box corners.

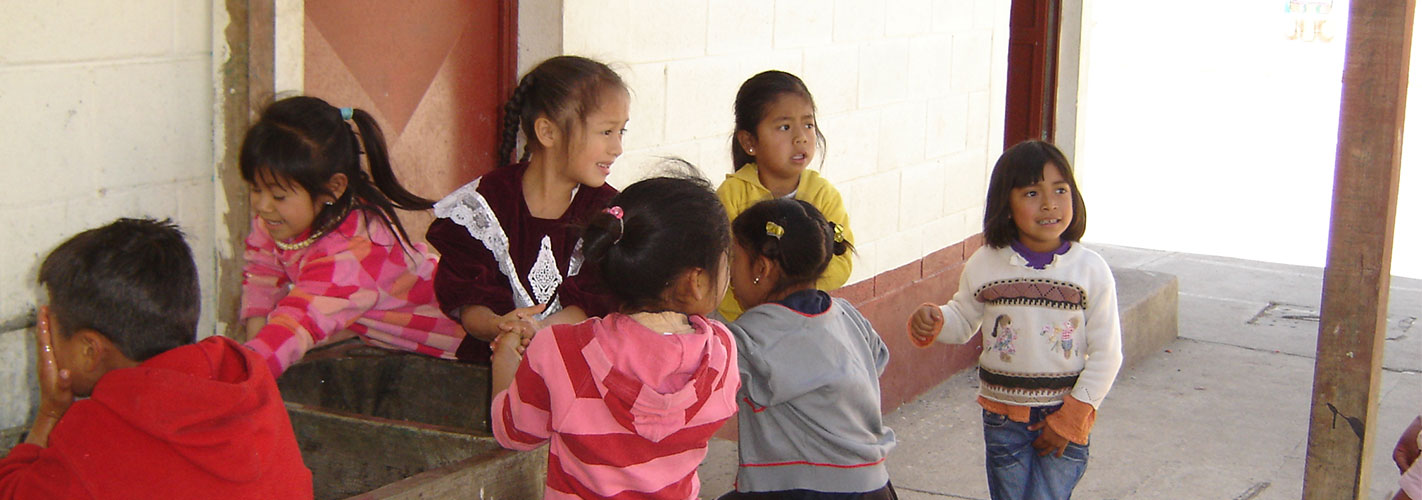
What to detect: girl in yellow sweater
<box><xmin>717</xmin><ymin>70</ymin><xmax>853</xmax><ymax>321</ymax></box>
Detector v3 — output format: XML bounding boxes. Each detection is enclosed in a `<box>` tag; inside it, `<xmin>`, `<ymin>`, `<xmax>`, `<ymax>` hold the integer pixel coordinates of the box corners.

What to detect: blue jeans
<box><xmin>982</xmin><ymin>407</ymin><xmax>1089</xmax><ymax>500</ymax></box>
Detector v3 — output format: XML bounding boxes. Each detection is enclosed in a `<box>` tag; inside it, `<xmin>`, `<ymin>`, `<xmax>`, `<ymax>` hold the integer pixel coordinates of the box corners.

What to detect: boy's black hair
<box><xmin>732</xmin><ymin>198</ymin><xmax>851</xmax><ymax>297</ymax></box>
<box><xmin>500</xmin><ymin>55</ymin><xmax>628</xmax><ymax>166</ymax></box>
<box><xmin>38</xmin><ymin>218</ymin><xmax>199</xmax><ymax>362</ymax></box>
<box><xmin>580</xmin><ymin>163</ymin><xmax>730</xmax><ymax>313</ymax></box>
<box><xmin>240</xmin><ymin>96</ymin><xmax>434</xmax><ymax>248</ymax></box>
<box><xmin>731</xmin><ymin>70</ymin><xmax>828</xmax><ymax>171</ymax></box>
<box><xmin>982</xmin><ymin>140</ymin><xmax>1088</xmax><ymax>249</ymax></box>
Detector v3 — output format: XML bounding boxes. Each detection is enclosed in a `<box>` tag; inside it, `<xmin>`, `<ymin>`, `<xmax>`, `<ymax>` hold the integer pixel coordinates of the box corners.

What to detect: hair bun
<box><xmin>829</xmin><ymin>222</ymin><xmax>850</xmax><ymax>256</ymax></box>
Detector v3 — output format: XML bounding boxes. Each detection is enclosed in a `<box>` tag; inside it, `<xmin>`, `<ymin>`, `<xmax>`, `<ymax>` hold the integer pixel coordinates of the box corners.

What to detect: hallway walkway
<box><xmin>699</xmin><ymin>243</ymin><xmax>1422</xmax><ymax>499</ymax></box>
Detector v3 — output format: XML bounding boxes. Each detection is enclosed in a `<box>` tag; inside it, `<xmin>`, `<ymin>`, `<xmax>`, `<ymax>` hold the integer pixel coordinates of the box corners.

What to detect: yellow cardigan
<box><xmin>716</xmin><ymin>164</ymin><xmax>855</xmax><ymax>320</ymax></box>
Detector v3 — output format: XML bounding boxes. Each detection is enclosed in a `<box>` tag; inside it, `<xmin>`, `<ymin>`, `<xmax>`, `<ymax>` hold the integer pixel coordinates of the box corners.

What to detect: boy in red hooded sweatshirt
<box><xmin>0</xmin><ymin>218</ymin><xmax>312</xmax><ymax>500</ymax></box>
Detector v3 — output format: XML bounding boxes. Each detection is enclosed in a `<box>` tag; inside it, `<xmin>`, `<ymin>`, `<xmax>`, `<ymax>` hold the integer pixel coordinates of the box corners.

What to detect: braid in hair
<box><xmin>500</xmin><ymin>74</ymin><xmax>534</xmax><ymax>166</ymax></box>
<box><xmin>499</xmin><ymin>56</ymin><xmax>627</xmax><ymax>168</ymax></box>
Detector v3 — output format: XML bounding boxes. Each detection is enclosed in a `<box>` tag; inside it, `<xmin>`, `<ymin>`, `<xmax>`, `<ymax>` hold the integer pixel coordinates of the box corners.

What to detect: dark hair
<box><xmin>580</xmin><ymin>169</ymin><xmax>730</xmax><ymax>313</ymax></box>
<box><xmin>732</xmin><ymin>198</ymin><xmax>851</xmax><ymax>295</ymax></box>
<box><xmin>38</xmin><ymin>218</ymin><xmax>199</xmax><ymax>362</ymax></box>
<box><xmin>500</xmin><ymin>56</ymin><xmax>628</xmax><ymax>165</ymax></box>
<box><xmin>239</xmin><ymin>96</ymin><xmax>433</xmax><ymax>247</ymax></box>
<box><xmin>731</xmin><ymin>70</ymin><xmax>827</xmax><ymax>171</ymax></box>
<box><xmin>983</xmin><ymin>140</ymin><xmax>1088</xmax><ymax>248</ymax></box>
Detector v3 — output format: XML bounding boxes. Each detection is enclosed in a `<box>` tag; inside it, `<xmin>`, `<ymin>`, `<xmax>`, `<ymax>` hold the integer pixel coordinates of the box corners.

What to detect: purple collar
<box><xmin>1011</xmin><ymin>240</ymin><xmax>1071</xmax><ymax>269</ymax></box>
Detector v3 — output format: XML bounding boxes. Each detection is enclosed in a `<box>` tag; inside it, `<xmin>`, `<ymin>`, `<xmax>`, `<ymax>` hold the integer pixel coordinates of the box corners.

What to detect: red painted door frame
<box><xmin>303</xmin><ymin>0</ymin><xmax>519</xmax><ymax>242</ymax></box>
<box><xmin>1005</xmin><ymin>0</ymin><xmax>1061</xmax><ymax>147</ymax></box>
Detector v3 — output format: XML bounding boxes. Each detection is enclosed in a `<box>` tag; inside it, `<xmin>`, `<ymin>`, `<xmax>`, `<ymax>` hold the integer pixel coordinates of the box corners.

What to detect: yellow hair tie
<box><xmin>832</xmin><ymin>223</ymin><xmax>845</xmax><ymax>243</ymax></box>
<box><xmin>765</xmin><ymin>221</ymin><xmax>784</xmax><ymax>239</ymax></box>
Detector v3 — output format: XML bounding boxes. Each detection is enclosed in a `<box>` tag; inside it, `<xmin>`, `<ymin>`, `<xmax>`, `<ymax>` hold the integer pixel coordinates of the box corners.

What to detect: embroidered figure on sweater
<box><xmin>1040</xmin><ymin>317</ymin><xmax>1080</xmax><ymax>359</ymax></box>
<box><xmin>989</xmin><ymin>314</ymin><xmax>1018</xmax><ymax>362</ymax></box>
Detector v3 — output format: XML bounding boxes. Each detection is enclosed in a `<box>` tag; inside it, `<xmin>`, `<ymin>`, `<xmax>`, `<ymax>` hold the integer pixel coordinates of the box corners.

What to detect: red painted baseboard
<box><xmin>716</xmin><ymin>235</ymin><xmax>987</xmax><ymax>441</ymax></box>
<box><xmin>830</xmin><ymin>234</ymin><xmax>985</xmax><ymax>414</ymax></box>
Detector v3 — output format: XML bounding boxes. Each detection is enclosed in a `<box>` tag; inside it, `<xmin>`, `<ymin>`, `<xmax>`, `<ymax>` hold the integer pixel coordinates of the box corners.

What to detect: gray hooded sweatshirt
<box><xmin>727</xmin><ymin>291</ymin><xmax>896</xmax><ymax>493</ymax></box>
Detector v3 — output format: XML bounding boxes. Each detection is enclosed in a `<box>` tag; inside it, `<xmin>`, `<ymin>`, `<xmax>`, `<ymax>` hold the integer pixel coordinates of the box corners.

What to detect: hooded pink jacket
<box><xmin>492</xmin><ymin>314</ymin><xmax>739</xmax><ymax>499</ymax></box>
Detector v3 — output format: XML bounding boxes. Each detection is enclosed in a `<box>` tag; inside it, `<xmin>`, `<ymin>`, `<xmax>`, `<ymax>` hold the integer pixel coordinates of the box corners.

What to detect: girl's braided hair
<box><xmin>499</xmin><ymin>56</ymin><xmax>627</xmax><ymax>166</ymax></box>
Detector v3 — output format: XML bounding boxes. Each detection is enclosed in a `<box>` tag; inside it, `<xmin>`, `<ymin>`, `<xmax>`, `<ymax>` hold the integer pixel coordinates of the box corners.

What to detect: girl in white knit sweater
<box><xmin>908</xmin><ymin>140</ymin><xmax>1123</xmax><ymax>500</ymax></box>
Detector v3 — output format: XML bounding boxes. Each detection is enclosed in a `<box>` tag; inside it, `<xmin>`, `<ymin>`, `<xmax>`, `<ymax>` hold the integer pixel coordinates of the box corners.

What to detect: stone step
<box><xmin>1112</xmin><ymin>266</ymin><xmax>1180</xmax><ymax>369</ymax></box>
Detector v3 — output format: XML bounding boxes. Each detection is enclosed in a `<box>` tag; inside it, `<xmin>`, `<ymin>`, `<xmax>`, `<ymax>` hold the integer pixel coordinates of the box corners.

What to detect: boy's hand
<box><xmin>907</xmin><ymin>303</ymin><xmax>943</xmax><ymax>347</ymax></box>
<box><xmin>35</xmin><ymin>308</ymin><xmax>74</xmax><ymax>416</ymax></box>
<box><xmin>28</xmin><ymin>307</ymin><xmax>73</xmax><ymax>447</ymax></box>
<box><xmin>1029</xmin><ymin>420</ymin><xmax>1071</xmax><ymax>457</ymax></box>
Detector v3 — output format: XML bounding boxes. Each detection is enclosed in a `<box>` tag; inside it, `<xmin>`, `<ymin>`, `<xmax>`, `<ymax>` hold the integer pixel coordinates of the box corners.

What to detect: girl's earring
<box><xmin>753</xmin><ymin>275</ymin><xmax>761</xmax><ymax>285</ymax></box>
<box><xmin>324</xmin><ymin>201</ymin><xmax>334</xmax><ymax>207</ymax></box>
<box><xmin>747</xmin><ymin>147</ymin><xmax>754</xmax><ymax>154</ymax></box>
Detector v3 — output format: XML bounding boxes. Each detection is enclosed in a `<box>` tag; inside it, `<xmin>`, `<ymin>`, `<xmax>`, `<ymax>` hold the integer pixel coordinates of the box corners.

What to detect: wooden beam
<box><xmin>217</xmin><ymin>0</ymin><xmax>275</xmax><ymax>339</ymax></box>
<box><xmin>1303</xmin><ymin>1</ymin><xmax>1413</xmax><ymax>498</ymax></box>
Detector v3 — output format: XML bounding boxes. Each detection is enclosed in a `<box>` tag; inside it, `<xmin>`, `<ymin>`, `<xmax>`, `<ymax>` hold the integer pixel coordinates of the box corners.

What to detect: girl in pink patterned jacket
<box><xmin>239</xmin><ymin>96</ymin><xmax>464</xmax><ymax>377</ymax></box>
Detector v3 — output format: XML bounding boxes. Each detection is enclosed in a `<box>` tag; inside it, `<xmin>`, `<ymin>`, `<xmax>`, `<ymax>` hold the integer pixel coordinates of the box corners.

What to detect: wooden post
<box><xmin>217</xmin><ymin>0</ymin><xmax>275</xmax><ymax>339</ymax></box>
<box><xmin>1302</xmin><ymin>1</ymin><xmax>1413</xmax><ymax>498</ymax></box>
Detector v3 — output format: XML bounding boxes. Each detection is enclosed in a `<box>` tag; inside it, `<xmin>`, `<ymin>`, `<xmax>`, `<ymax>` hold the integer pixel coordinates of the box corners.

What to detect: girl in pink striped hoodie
<box><xmin>490</xmin><ymin>173</ymin><xmax>741</xmax><ymax>500</ymax></box>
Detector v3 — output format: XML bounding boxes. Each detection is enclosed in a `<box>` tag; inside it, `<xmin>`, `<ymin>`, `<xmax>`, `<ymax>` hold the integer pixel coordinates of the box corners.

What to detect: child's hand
<box><xmin>502</xmin><ymin>313</ymin><xmax>540</xmax><ymax>344</ymax></box>
<box><xmin>34</xmin><ymin>308</ymin><xmax>74</xmax><ymax>417</ymax></box>
<box><xmin>489</xmin><ymin>330</ymin><xmax>525</xmax><ymax>396</ymax></box>
<box><xmin>907</xmin><ymin>303</ymin><xmax>944</xmax><ymax>347</ymax></box>
<box><xmin>27</xmin><ymin>308</ymin><xmax>73</xmax><ymax>447</ymax></box>
<box><xmin>1396</xmin><ymin>416</ymin><xmax>1422</xmax><ymax>473</ymax></box>
<box><xmin>1028</xmin><ymin>420</ymin><xmax>1071</xmax><ymax>457</ymax></box>
<box><xmin>494</xmin><ymin>304</ymin><xmax>547</xmax><ymax>350</ymax></box>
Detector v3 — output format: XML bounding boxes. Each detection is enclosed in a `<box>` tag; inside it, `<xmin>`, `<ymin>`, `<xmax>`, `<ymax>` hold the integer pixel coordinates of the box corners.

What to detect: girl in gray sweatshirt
<box><xmin>718</xmin><ymin>198</ymin><xmax>898</xmax><ymax>500</ymax></box>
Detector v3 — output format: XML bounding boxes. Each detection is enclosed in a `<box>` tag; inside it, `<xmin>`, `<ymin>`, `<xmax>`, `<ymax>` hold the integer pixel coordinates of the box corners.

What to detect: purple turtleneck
<box><xmin>1011</xmin><ymin>240</ymin><xmax>1071</xmax><ymax>269</ymax></box>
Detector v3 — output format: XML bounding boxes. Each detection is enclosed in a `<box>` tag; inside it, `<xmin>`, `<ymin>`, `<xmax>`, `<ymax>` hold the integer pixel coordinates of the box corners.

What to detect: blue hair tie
<box><xmin>339</xmin><ymin>107</ymin><xmax>353</xmax><ymax>121</ymax></box>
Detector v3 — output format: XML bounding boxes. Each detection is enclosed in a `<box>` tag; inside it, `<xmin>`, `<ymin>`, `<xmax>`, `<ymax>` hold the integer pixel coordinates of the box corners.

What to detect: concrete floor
<box><xmin>698</xmin><ymin>243</ymin><xmax>1422</xmax><ymax>500</ymax></box>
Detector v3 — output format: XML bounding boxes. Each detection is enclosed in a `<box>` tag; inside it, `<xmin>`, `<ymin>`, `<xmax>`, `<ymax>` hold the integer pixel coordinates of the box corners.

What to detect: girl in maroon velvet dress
<box><xmin>426</xmin><ymin>56</ymin><xmax>629</xmax><ymax>362</ymax></box>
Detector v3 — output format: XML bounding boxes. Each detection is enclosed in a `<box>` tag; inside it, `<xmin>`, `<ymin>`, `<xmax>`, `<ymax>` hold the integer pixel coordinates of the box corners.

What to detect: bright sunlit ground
<box><xmin>1079</xmin><ymin>0</ymin><xmax>1421</xmax><ymax>279</ymax></box>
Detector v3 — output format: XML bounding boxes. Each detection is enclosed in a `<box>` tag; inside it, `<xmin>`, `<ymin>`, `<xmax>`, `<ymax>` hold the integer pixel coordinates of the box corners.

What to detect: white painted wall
<box><xmin>0</xmin><ymin>1</ymin><xmax>216</xmax><ymax>428</ymax></box>
<box><xmin>0</xmin><ymin>0</ymin><xmax>1008</xmax><ymax>430</ymax></box>
<box><xmin>527</xmin><ymin>0</ymin><xmax>1010</xmax><ymax>284</ymax></box>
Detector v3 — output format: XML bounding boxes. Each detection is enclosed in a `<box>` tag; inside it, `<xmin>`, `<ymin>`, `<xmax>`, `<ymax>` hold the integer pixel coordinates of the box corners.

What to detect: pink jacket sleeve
<box><xmin>244</xmin><ymin>234</ymin><xmax>382</xmax><ymax>377</ymax></box>
<box><xmin>240</xmin><ymin>218</ymin><xmax>291</xmax><ymax>321</ymax></box>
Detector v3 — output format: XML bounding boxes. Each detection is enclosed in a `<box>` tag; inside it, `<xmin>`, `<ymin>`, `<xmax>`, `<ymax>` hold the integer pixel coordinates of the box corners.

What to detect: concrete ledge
<box><xmin>1113</xmin><ymin>267</ymin><xmax>1179</xmax><ymax>369</ymax></box>
<box><xmin>356</xmin><ymin>445</ymin><xmax>547</xmax><ymax>499</ymax></box>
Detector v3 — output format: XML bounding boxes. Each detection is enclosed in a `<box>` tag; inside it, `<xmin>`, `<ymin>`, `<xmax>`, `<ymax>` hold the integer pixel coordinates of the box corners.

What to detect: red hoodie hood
<box><xmin>89</xmin><ymin>336</ymin><xmax>295</xmax><ymax>482</ymax></box>
<box><xmin>586</xmin><ymin>314</ymin><xmax>739</xmax><ymax>442</ymax></box>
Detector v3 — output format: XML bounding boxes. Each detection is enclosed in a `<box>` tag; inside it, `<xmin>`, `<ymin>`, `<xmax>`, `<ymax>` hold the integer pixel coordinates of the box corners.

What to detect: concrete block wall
<box><xmin>545</xmin><ymin>0</ymin><xmax>1010</xmax><ymax>286</ymax></box>
<box><xmin>0</xmin><ymin>2</ymin><xmax>215</xmax><ymax>429</ymax></box>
